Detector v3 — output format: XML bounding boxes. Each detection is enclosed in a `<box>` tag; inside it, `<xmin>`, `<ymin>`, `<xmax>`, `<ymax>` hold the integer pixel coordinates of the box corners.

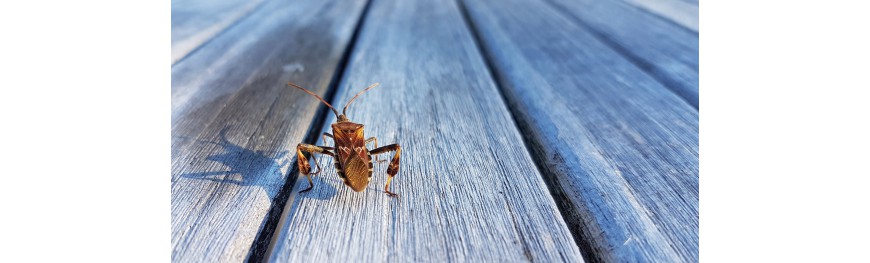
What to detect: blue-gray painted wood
<box><xmin>267</xmin><ymin>0</ymin><xmax>585</xmax><ymax>261</ymax></box>
<box><xmin>170</xmin><ymin>0</ymin><xmax>368</xmax><ymax>261</ymax></box>
<box><xmin>171</xmin><ymin>0</ymin><xmax>265</xmax><ymax>64</ymax></box>
<box><xmin>621</xmin><ymin>0</ymin><xmax>698</xmax><ymax>32</ymax></box>
<box><xmin>546</xmin><ymin>0</ymin><xmax>699</xmax><ymax>108</ymax></box>
<box><xmin>461</xmin><ymin>0</ymin><xmax>699</xmax><ymax>262</ymax></box>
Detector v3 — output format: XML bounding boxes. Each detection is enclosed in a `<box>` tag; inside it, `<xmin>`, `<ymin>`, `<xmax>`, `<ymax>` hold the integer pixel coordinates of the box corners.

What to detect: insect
<box><xmin>288</xmin><ymin>82</ymin><xmax>402</xmax><ymax>197</ymax></box>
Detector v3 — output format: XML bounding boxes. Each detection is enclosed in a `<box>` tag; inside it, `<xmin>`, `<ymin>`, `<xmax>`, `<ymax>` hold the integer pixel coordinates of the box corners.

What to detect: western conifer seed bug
<box><xmin>288</xmin><ymin>82</ymin><xmax>402</xmax><ymax>197</ymax></box>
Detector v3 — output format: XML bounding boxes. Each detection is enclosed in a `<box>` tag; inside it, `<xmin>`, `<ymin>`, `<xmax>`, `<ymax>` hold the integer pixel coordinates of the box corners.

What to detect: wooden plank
<box><xmin>171</xmin><ymin>0</ymin><xmax>265</xmax><ymax>64</ymax></box>
<box><xmin>546</xmin><ymin>0</ymin><xmax>699</xmax><ymax>108</ymax></box>
<box><xmin>267</xmin><ymin>0</ymin><xmax>585</xmax><ymax>261</ymax></box>
<box><xmin>461</xmin><ymin>0</ymin><xmax>698</xmax><ymax>262</ymax></box>
<box><xmin>622</xmin><ymin>0</ymin><xmax>698</xmax><ymax>32</ymax></box>
<box><xmin>170</xmin><ymin>0</ymin><xmax>368</xmax><ymax>261</ymax></box>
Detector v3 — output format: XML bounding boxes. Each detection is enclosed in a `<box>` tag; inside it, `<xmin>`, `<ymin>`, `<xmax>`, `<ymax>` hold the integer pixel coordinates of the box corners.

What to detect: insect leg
<box><xmin>296</xmin><ymin>143</ymin><xmax>334</xmax><ymax>193</ymax></box>
<box><xmin>322</xmin><ymin>133</ymin><xmax>334</xmax><ymax>147</ymax></box>
<box><xmin>370</xmin><ymin>144</ymin><xmax>401</xmax><ymax>197</ymax></box>
<box><xmin>365</xmin><ymin>137</ymin><xmax>383</xmax><ymax>162</ymax></box>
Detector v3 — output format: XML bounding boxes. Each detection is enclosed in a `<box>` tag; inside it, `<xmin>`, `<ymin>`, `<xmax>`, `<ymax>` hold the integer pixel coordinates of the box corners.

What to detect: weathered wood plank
<box><xmin>461</xmin><ymin>0</ymin><xmax>698</xmax><ymax>262</ymax></box>
<box><xmin>267</xmin><ymin>0</ymin><xmax>585</xmax><ymax>261</ymax></box>
<box><xmin>546</xmin><ymin>0</ymin><xmax>699</xmax><ymax>108</ymax></box>
<box><xmin>621</xmin><ymin>0</ymin><xmax>698</xmax><ymax>32</ymax></box>
<box><xmin>171</xmin><ymin>0</ymin><xmax>265</xmax><ymax>64</ymax></box>
<box><xmin>171</xmin><ymin>0</ymin><xmax>368</xmax><ymax>261</ymax></box>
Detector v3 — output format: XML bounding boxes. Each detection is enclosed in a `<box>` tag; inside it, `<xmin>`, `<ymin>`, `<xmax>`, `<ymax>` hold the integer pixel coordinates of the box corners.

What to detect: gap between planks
<box><xmin>459</xmin><ymin>0</ymin><xmax>699</xmax><ymax>261</ymax></box>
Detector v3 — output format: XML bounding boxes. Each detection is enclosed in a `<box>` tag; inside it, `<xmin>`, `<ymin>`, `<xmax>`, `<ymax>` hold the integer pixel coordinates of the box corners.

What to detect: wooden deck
<box><xmin>171</xmin><ymin>0</ymin><xmax>698</xmax><ymax>262</ymax></box>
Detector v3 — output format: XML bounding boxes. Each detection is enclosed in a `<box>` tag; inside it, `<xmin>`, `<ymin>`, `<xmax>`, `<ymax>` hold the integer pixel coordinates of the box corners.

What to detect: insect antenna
<box><xmin>287</xmin><ymin>82</ymin><xmax>340</xmax><ymax>117</ymax></box>
<box><xmin>342</xmin><ymin>82</ymin><xmax>380</xmax><ymax>115</ymax></box>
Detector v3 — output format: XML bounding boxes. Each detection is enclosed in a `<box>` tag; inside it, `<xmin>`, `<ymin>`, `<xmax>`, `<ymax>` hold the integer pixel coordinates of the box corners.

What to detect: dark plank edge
<box><xmin>460</xmin><ymin>0</ymin><xmax>699</xmax><ymax>262</ymax></box>
<box><xmin>261</xmin><ymin>0</ymin><xmax>378</xmax><ymax>256</ymax></box>
<box><xmin>256</xmin><ymin>0</ymin><xmax>376</xmax><ymax>259</ymax></box>
<box><xmin>171</xmin><ymin>0</ymin><xmax>369</xmax><ymax>261</ymax></box>
<box><xmin>249</xmin><ymin>0</ymin><xmax>381</xmax><ymax>259</ymax></box>
<box><xmin>454</xmin><ymin>2</ymin><xmax>604</xmax><ymax>261</ymax></box>
<box><xmin>267</xmin><ymin>0</ymin><xmax>586</xmax><ymax>261</ymax></box>
<box><xmin>545</xmin><ymin>0</ymin><xmax>699</xmax><ymax>109</ymax></box>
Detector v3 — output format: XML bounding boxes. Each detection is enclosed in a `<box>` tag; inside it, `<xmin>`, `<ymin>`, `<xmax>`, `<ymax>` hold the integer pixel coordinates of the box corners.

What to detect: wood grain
<box><xmin>170</xmin><ymin>0</ymin><xmax>368</xmax><ymax>261</ymax></box>
<box><xmin>171</xmin><ymin>0</ymin><xmax>266</xmax><ymax>64</ymax></box>
<box><xmin>267</xmin><ymin>0</ymin><xmax>585</xmax><ymax>261</ymax></box>
<box><xmin>461</xmin><ymin>0</ymin><xmax>699</xmax><ymax>262</ymax></box>
<box><xmin>546</xmin><ymin>0</ymin><xmax>699</xmax><ymax>108</ymax></box>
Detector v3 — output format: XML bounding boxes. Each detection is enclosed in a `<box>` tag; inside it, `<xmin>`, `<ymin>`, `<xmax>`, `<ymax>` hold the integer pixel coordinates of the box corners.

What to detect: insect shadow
<box><xmin>176</xmin><ymin>127</ymin><xmax>337</xmax><ymax>200</ymax></box>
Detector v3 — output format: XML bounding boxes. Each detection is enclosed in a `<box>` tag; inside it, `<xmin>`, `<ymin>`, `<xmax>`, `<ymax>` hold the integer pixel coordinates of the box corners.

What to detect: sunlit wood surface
<box><xmin>171</xmin><ymin>0</ymin><xmax>698</xmax><ymax>262</ymax></box>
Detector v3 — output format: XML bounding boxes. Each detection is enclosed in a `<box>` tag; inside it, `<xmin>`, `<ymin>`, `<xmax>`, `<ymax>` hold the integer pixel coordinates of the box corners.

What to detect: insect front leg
<box><xmin>296</xmin><ymin>143</ymin><xmax>334</xmax><ymax>193</ymax></box>
<box><xmin>370</xmin><ymin>144</ymin><xmax>401</xmax><ymax>197</ymax></box>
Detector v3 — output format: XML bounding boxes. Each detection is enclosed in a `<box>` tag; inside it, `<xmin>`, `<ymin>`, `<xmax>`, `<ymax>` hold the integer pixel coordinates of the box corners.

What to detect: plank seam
<box><xmin>243</xmin><ymin>89</ymin><xmax>290</xmax><ymax>262</ymax></box>
<box><xmin>172</xmin><ymin>0</ymin><xmax>270</xmax><ymax>66</ymax></box>
<box><xmin>454</xmin><ymin>0</ymin><xmax>599</xmax><ymax>261</ymax></box>
<box><xmin>542</xmin><ymin>0</ymin><xmax>698</xmax><ymax>110</ymax></box>
<box><xmin>255</xmin><ymin>0</ymin><xmax>377</xmax><ymax>261</ymax></box>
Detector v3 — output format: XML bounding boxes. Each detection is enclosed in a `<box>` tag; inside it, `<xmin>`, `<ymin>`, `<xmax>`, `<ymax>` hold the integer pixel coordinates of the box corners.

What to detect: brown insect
<box><xmin>288</xmin><ymin>82</ymin><xmax>402</xmax><ymax>197</ymax></box>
